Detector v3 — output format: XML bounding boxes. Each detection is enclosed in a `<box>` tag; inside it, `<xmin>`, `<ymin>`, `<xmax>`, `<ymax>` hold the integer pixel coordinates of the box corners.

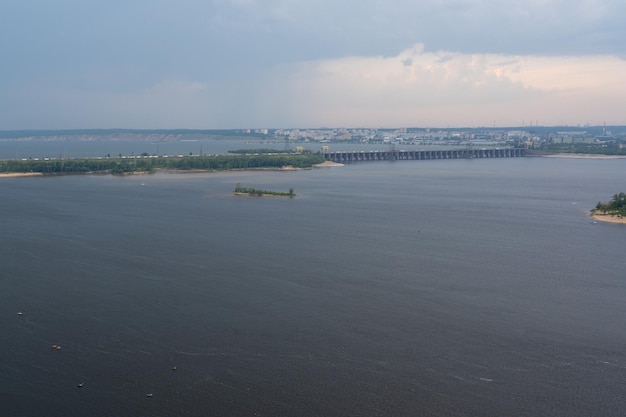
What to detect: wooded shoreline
<box><xmin>0</xmin><ymin>154</ymin><xmax>327</xmax><ymax>177</ymax></box>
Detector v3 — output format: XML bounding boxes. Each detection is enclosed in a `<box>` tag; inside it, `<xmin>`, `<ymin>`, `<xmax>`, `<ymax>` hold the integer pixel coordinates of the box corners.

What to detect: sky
<box><xmin>1</xmin><ymin>0</ymin><xmax>625</xmax><ymax>129</ymax></box>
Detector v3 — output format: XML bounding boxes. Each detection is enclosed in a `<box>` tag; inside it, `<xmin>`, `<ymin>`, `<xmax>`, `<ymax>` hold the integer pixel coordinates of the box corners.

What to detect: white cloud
<box><xmin>281</xmin><ymin>45</ymin><xmax>626</xmax><ymax>127</ymax></box>
<box><xmin>2</xmin><ymin>0</ymin><xmax>626</xmax><ymax>128</ymax></box>
<box><xmin>4</xmin><ymin>47</ymin><xmax>625</xmax><ymax>129</ymax></box>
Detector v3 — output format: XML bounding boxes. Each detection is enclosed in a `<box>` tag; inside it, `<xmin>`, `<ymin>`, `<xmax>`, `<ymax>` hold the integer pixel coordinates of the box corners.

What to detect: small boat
<box><xmin>146</xmin><ymin>393</ymin><xmax>154</xmax><ymax>398</ymax></box>
<box><xmin>78</xmin><ymin>383</ymin><xmax>84</xmax><ymax>388</ymax></box>
<box><xmin>51</xmin><ymin>344</ymin><xmax>61</xmax><ymax>350</ymax></box>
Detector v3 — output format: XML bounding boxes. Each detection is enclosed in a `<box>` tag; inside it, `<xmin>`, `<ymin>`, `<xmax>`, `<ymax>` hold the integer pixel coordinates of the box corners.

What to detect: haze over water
<box><xmin>1</xmin><ymin>156</ymin><xmax>625</xmax><ymax>416</ymax></box>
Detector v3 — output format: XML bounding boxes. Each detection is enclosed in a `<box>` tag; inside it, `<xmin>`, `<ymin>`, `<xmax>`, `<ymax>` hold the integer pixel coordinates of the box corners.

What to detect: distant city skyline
<box><xmin>1</xmin><ymin>1</ymin><xmax>625</xmax><ymax>129</ymax></box>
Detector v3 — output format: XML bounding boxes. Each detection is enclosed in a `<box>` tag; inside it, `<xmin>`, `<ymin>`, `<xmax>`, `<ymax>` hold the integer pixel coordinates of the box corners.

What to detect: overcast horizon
<box><xmin>1</xmin><ymin>1</ymin><xmax>625</xmax><ymax>130</ymax></box>
<box><xmin>0</xmin><ymin>123</ymin><xmax>623</xmax><ymax>134</ymax></box>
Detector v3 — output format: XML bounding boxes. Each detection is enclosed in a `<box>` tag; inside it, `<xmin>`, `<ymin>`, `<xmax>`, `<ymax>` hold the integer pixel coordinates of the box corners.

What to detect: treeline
<box><xmin>595</xmin><ymin>192</ymin><xmax>626</xmax><ymax>215</ymax></box>
<box><xmin>234</xmin><ymin>183</ymin><xmax>295</xmax><ymax>197</ymax></box>
<box><xmin>537</xmin><ymin>143</ymin><xmax>626</xmax><ymax>155</ymax></box>
<box><xmin>0</xmin><ymin>154</ymin><xmax>325</xmax><ymax>175</ymax></box>
<box><xmin>228</xmin><ymin>148</ymin><xmax>291</xmax><ymax>154</ymax></box>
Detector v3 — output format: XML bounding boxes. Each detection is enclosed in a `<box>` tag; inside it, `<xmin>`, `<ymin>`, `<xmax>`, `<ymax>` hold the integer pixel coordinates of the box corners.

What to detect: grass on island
<box><xmin>234</xmin><ymin>183</ymin><xmax>295</xmax><ymax>197</ymax></box>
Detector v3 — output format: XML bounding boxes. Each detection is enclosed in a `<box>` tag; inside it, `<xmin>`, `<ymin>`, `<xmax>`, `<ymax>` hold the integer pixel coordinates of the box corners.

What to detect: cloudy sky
<box><xmin>1</xmin><ymin>0</ymin><xmax>625</xmax><ymax>129</ymax></box>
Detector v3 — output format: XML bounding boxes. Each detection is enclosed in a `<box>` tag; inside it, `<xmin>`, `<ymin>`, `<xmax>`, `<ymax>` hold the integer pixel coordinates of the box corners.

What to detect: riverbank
<box><xmin>590</xmin><ymin>211</ymin><xmax>626</xmax><ymax>224</ymax></box>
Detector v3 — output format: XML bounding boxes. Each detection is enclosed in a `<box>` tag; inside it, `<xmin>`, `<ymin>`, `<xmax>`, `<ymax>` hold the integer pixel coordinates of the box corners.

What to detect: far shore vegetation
<box><xmin>228</xmin><ymin>148</ymin><xmax>292</xmax><ymax>154</ymax></box>
<box><xmin>234</xmin><ymin>183</ymin><xmax>295</xmax><ymax>197</ymax></box>
<box><xmin>593</xmin><ymin>192</ymin><xmax>626</xmax><ymax>217</ymax></box>
<box><xmin>528</xmin><ymin>143</ymin><xmax>626</xmax><ymax>156</ymax></box>
<box><xmin>0</xmin><ymin>153</ymin><xmax>325</xmax><ymax>176</ymax></box>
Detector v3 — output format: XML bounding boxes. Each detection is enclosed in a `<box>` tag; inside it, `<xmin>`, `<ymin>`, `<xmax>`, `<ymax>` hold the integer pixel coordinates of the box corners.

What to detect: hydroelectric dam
<box><xmin>322</xmin><ymin>147</ymin><xmax>526</xmax><ymax>163</ymax></box>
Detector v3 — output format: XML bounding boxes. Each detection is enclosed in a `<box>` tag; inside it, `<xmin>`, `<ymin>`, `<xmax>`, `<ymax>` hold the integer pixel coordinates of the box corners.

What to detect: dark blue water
<box><xmin>1</xmin><ymin>157</ymin><xmax>625</xmax><ymax>416</ymax></box>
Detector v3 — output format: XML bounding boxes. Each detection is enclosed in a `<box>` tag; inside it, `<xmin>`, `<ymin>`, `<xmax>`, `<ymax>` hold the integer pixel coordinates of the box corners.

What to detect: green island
<box><xmin>234</xmin><ymin>183</ymin><xmax>295</xmax><ymax>197</ymax></box>
<box><xmin>591</xmin><ymin>192</ymin><xmax>626</xmax><ymax>224</ymax></box>
<box><xmin>0</xmin><ymin>154</ymin><xmax>325</xmax><ymax>176</ymax></box>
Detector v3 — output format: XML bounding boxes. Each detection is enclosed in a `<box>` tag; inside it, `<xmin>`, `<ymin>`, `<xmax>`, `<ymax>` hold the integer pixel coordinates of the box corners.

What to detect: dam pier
<box><xmin>322</xmin><ymin>148</ymin><xmax>525</xmax><ymax>163</ymax></box>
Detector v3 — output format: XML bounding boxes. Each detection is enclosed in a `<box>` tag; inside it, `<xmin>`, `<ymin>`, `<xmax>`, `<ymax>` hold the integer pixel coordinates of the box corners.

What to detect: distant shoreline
<box><xmin>542</xmin><ymin>153</ymin><xmax>626</xmax><ymax>159</ymax></box>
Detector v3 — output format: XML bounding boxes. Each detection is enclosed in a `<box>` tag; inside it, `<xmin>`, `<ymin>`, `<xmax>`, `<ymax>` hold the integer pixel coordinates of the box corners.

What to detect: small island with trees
<box><xmin>234</xmin><ymin>183</ymin><xmax>296</xmax><ymax>198</ymax></box>
<box><xmin>591</xmin><ymin>192</ymin><xmax>626</xmax><ymax>224</ymax></box>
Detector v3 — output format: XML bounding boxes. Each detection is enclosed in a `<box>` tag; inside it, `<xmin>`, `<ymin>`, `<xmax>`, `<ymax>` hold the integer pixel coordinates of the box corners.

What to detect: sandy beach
<box><xmin>590</xmin><ymin>212</ymin><xmax>626</xmax><ymax>224</ymax></box>
<box><xmin>313</xmin><ymin>161</ymin><xmax>344</xmax><ymax>167</ymax></box>
<box><xmin>0</xmin><ymin>172</ymin><xmax>43</xmax><ymax>178</ymax></box>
